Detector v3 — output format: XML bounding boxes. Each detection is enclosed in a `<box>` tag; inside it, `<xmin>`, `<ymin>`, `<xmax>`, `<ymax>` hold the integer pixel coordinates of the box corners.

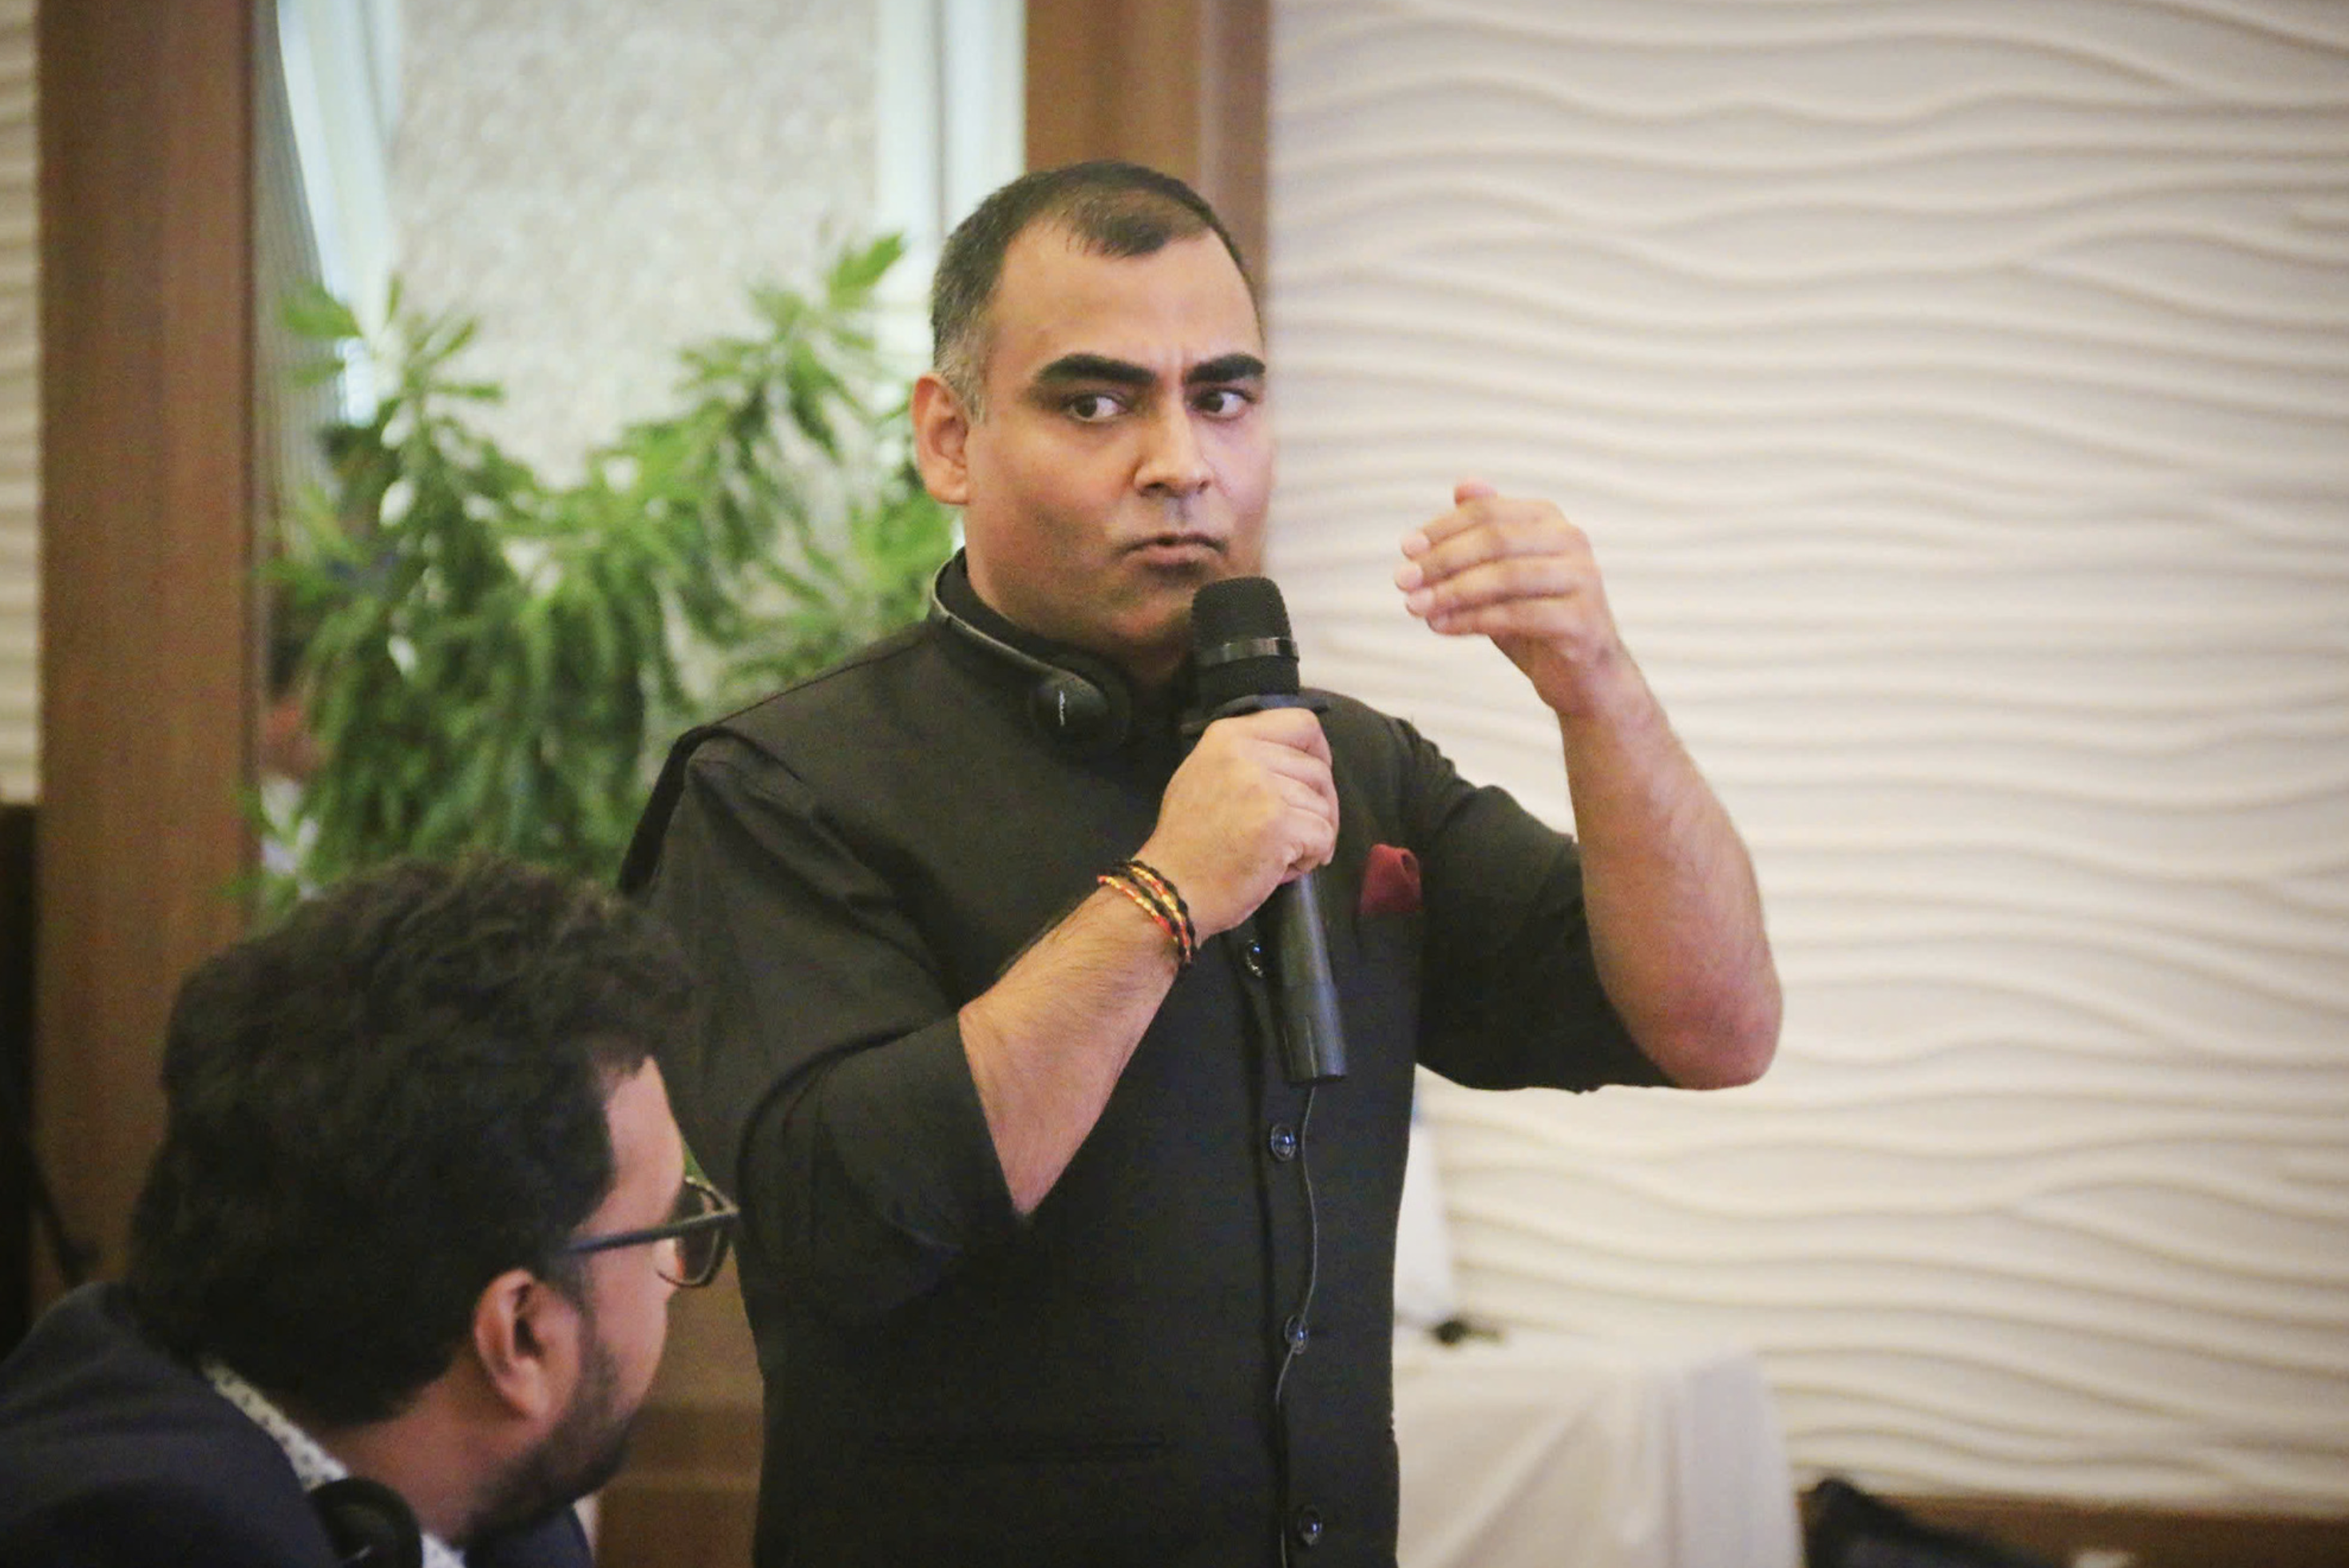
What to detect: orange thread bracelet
<box><xmin>1099</xmin><ymin>872</ymin><xmax>1192</xmax><ymax>968</ymax></box>
<box><xmin>1119</xmin><ymin>859</ymin><xmax>1194</xmax><ymax>938</ymax></box>
<box><xmin>1118</xmin><ymin>859</ymin><xmax>1198</xmax><ymax>965</ymax></box>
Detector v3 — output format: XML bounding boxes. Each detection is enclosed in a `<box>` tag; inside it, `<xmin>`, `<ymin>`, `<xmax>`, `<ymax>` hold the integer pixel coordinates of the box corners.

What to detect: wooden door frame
<box><xmin>1024</xmin><ymin>0</ymin><xmax>1270</xmax><ymax>279</ymax></box>
<box><xmin>32</xmin><ymin>0</ymin><xmax>257</xmax><ymax>1302</ymax></box>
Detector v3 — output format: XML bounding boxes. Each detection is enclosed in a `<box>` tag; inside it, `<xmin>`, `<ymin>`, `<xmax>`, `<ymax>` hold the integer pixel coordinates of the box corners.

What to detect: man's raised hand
<box><xmin>1395</xmin><ymin>479</ymin><xmax>1632</xmax><ymax>720</ymax></box>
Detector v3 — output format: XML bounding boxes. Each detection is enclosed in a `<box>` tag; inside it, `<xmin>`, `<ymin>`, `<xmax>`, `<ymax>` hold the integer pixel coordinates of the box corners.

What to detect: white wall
<box><xmin>1268</xmin><ymin>0</ymin><xmax>2349</xmax><ymax>1512</ymax></box>
<box><xmin>0</xmin><ymin>0</ymin><xmax>34</xmax><ymax>804</ymax></box>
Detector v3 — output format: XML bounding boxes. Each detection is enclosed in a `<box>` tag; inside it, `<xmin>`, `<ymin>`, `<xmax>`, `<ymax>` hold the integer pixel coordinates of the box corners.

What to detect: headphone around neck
<box><xmin>310</xmin><ymin>1475</ymin><xmax>423</xmax><ymax>1568</ymax></box>
<box><xmin>926</xmin><ymin>560</ymin><xmax>1135</xmax><ymax>754</ymax></box>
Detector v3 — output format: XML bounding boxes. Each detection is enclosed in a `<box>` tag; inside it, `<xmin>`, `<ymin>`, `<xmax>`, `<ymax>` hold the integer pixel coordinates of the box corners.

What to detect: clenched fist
<box><xmin>1135</xmin><ymin>707</ymin><xmax>1338</xmax><ymax>938</ymax></box>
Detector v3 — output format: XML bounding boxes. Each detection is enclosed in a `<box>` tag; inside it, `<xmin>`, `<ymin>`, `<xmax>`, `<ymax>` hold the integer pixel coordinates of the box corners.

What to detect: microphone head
<box><xmin>1192</xmin><ymin>576</ymin><xmax>1299</xmax><ymax>710</ymax></box>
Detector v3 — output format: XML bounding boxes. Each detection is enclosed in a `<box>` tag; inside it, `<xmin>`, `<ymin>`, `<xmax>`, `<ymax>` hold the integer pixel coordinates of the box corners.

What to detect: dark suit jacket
<box><xmin>626</xmin><ymin>559</ymin><xmax>1661</xmax><ymax>1565</ymax></box>
<box><xmin>0</xmin><ymin>1284</ymin><xmax>590</xmax><ymax>1568</ymax></box>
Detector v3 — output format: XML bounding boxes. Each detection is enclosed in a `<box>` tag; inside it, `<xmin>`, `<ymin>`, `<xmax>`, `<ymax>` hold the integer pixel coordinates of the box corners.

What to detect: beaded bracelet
<box><xmin>1099</xmin><ymin>873</ymin><xmax>1187</xmax><ymax>966</ymax></box>
<box><xmin>1098</xmin><ymin>857</ymin><xmax>1198</xmax><ymax>969</ymax></box>
<box><xmin>1119</xmin><ymin>859</ymin><xmax>1197</xmax><ymax>962</ymax></box>
<box><xmin>1118</xmin><ymin>859</ymin><xmax>1193</xmax><ymax>940</ymax></box>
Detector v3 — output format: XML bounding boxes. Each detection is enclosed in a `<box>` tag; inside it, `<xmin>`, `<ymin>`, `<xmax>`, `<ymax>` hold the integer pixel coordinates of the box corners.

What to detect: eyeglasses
<box><xmin>561</xmin><ymin>1174</ymin><xmax>739</xmax><ymax>1288</ymax></box>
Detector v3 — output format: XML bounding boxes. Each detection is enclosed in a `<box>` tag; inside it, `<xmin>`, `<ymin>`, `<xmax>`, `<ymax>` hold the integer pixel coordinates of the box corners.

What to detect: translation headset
<box><xmin>925</xmin><ymin>559</ymin><xmax>1136</xmax><ymax>754</ymax></box>
<box><xmin>309</xmin><ymin>1475</ymin><xmax>424</xmax><ymax>1568</ymax></box>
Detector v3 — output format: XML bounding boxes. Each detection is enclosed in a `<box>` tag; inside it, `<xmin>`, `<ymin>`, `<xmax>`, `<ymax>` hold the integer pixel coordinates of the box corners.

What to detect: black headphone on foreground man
<box><xmin>622</xmin><ymin>555</ymin><xmax>1206</xmax><ymax>896</ymax></box>
<box><xmin>620</xmin><ymin>559</ymin><xmax>1133</xmax><ymax>895</ymax></box>
<box><xmin>926</xmin><ymin>557</ymin><xmax>1136</xmax><ymax>754</ymax></box>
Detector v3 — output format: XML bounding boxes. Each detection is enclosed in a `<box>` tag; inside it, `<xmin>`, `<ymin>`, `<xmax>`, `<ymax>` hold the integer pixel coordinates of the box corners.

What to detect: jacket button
<box><xmin>1242</xmin><ymin>940</ymin><xmax>1266</xmax><ymax>978</ymax></box>
<box><xmin>1292</xmin><ymin>1507</ymin><xmax>1324</xmax><ymax>1547</ymax></box>
<box><xmin>1267</xmin><ymin>1123</ymin><xmax>1298</xmax><ymax>1162</ymax></box>
<box><xmin>1283</xmin><ymin>1314</ymin><xmax>1310</xmax><ymax>1352</ymax></box>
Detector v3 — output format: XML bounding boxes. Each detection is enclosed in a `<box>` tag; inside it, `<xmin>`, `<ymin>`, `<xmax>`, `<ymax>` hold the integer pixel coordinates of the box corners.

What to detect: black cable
<box><xmin>1271</xmin><ymin>1083</ymin><xmax>1321</xmax><ymax>1568</ymax></box>
<box><xmin>1271</xmin><ymin>1083</ymin><xmax>1320</xmax><ymax>1413</ymax></box>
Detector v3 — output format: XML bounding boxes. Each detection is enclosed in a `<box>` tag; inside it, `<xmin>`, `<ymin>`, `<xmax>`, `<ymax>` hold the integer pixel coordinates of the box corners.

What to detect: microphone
<box><xmin>1191</xmin><ymin>578</ymin><xmax>1347</xmax><ymax>1084</ymax></box>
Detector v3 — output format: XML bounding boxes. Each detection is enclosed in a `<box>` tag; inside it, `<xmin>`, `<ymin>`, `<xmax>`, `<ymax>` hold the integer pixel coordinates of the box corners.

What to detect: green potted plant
<box><xmin>263</xmin><ymin>237</ymin><xmax>953</xmax><ymax>909</ymax></box>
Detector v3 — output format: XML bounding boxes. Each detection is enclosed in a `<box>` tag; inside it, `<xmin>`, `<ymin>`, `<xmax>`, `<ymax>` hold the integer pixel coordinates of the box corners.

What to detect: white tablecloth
<box><xmin>1392</xmin><ymin>1328</ymin><xmax>1802</xmax><ymax>1568</ymax></box>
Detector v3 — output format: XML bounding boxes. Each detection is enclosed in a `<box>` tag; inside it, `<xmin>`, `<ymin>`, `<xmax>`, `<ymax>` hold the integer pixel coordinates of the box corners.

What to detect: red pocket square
<box><xmin>1359</xmin><ymin>844</ymin><xmax>1421</xmax><ymax>917</ymax></box>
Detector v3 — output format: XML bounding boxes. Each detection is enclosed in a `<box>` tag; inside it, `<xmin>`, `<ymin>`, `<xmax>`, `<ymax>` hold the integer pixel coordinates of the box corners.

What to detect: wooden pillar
<box><xmin>34</xmin><ymin>0</ymin><xmax>256</xmax><ymax>1298</ymax></box>
<box><xmin>0</xmin><ymin>804</ymin><xmax>33</xmax><ymax>1343</ymax></box>
<box><xmin>1025</xmin><ymin>0</ymin><xmax>1270</xmax><ymax>282</ymax></box>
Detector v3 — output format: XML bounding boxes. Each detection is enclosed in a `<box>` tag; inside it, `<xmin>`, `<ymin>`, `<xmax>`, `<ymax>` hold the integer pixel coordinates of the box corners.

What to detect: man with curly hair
<box><xmin>0</xmin><ymin>857</ymin><xmax>727</xmax><ymax>1568</ymax></box>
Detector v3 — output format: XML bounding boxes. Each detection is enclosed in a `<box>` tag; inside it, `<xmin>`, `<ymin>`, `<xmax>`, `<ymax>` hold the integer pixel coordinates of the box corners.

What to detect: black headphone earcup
<box><xmin>1028</xmin><ymin>656</ymin><xmax>1131</xmax><ymax>754</ymax></box>
<box><xmin>928</xmin><ymin>560</ymin><xmax>1135</xmax><ymax>754</ymax></box>
<box><xmin>311</xmin><ymin>1475</ymin><xmax>423</xmax><ymax>1568</ymax></box>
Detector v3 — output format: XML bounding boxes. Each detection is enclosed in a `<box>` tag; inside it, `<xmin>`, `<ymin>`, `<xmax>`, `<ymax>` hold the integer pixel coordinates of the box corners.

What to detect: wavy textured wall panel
<box><xmin>1268</xmin><ymin>0</ymin><xmax>2349</xmax><ymax>1510</ymax></box>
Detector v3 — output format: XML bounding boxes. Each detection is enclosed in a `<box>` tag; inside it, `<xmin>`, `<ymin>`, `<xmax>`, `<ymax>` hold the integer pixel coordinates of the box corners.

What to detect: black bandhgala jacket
<box><xmin>624</xmin><ymin>562</ymin><xmax>1658</xmax><ymax>1567</ymax></box>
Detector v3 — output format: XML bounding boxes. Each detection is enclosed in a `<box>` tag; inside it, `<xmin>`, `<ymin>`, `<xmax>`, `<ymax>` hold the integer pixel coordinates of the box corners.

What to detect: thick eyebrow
<box><xmin>1186</xmin><ymin>352</ymin><xmax>1267</xmax><ymax>386</ymax></box>
<box><xmin>1031</xmin><ymin>351</ymin><xmax>1268</xmax><ymax>390</ymax></box>
<box><xmin>1034</xmin><ymin>353</ymin><xmax>1153</xmax><ymax>389</ymax></box>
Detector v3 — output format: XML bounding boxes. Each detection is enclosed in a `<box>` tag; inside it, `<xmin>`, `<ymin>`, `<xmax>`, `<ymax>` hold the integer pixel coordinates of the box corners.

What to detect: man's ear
<box><xmin>910</xmin><ymin>372</ymin><xmax>973</xmax><ymax>507</ymax></box>
<box><xmin>469</xmin><ymin>1269</ymin><xmax>578</xmax><ymax>1424</ymax></box>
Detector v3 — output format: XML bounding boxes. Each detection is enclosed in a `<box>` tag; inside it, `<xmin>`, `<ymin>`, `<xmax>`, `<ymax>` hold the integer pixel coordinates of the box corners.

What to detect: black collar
<box><xmin>933</xmin><ymin>551</ymin><xmax>1191</xmax><ymax>732</ymax></box>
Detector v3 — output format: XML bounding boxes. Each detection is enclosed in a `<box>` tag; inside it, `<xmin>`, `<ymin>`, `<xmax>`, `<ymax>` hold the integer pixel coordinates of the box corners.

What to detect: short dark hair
<box><xmin>930</xmin><ymin>160</ymin><xmax>1254</xmax><ymax>411</ymax></box>
<box><xmin>127</xmin><ymin>857</ymin><xmax>696</xmax><ymax>1425</ymax></box>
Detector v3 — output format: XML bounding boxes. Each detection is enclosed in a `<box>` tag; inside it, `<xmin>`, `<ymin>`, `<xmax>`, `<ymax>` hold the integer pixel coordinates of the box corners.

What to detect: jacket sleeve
<box><xmin>1384</xmin><ymin>711</ymin><xmax>1670</xmax><ymax>1093</ymax></box>
<box><xmin>640</xmin><ymin>736</ymin><xmax>1020</xmax><ymax>1321</ymax></box>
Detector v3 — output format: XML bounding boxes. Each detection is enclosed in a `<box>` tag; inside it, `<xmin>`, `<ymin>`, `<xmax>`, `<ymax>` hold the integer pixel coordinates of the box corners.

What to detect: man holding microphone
<box><xmin>626</xmin><ymin>160</ymin><xmax>1778</xmax><ymax>1566</ymax></box>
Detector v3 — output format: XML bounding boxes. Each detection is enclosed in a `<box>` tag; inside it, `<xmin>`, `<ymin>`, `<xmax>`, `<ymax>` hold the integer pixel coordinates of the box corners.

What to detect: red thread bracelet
<box><xmin>1099</xmin><ymin>871</ymin><xmax>1192</xmax><ymax>968</ymax></box>
<box><xmin>1117</xmin><ymin>859</ymin><xmax>1198</xmax><ymax>965</ymax></box>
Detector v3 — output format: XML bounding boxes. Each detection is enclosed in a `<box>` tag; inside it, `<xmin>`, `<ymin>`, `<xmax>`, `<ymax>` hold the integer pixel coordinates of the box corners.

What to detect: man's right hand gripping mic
<box><xmin>1190</xmin><ymin>576</ymin><xmax>1347</xmax><ymax>1084</ymax></box>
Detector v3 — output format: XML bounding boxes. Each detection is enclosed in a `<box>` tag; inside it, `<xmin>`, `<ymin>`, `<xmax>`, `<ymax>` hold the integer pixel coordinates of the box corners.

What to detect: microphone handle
<box><xmin>1182</xmin><ymin>689</ymin><xmax>1349</xmax><ymax>1083</ymax></box>
<box><xmin>1265</xmin><ymin>873</ymin><xmax>1347</xmax><ymax>1083</ymax></box>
